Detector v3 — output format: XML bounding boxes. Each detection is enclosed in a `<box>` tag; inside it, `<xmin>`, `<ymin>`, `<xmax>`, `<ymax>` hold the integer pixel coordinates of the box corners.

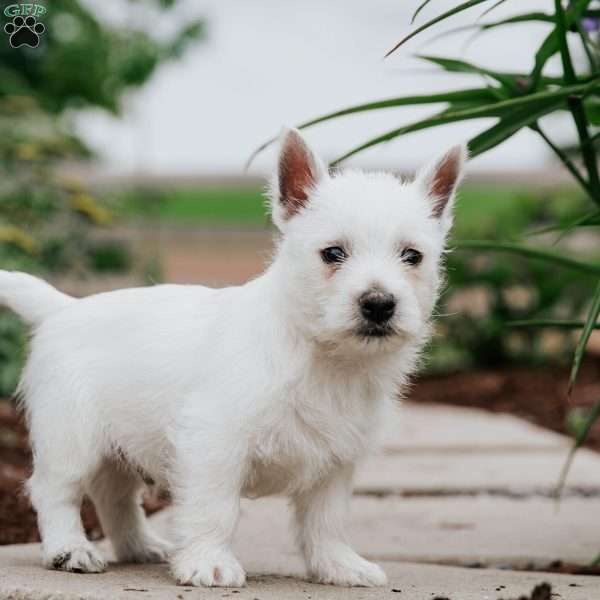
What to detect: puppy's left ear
<box><xmin>417</xmin><ymin>144</ymin><xmax>468</xmax><ymax>233</ymax></box>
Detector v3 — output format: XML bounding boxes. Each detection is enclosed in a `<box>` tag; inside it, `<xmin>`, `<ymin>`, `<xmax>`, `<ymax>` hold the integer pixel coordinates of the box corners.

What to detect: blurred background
<box><xmin>0</xmin><ymin>0</ymin><xmax>599</xmax><ymax>543</ymax></box>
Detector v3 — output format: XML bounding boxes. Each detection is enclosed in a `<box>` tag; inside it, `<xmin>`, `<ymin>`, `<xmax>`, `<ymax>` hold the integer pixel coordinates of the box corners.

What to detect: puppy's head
<box><xmin>270</xmin><ymin>128</ymin><xmax>466</xmax><ymax>355</ymax></box>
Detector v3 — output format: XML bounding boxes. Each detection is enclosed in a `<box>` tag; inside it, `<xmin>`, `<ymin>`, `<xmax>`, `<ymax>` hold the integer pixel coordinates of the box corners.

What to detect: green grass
<box><xmin>118</xmin><ymin>186</ymin><xmax>269</xmax><ymax>226</ymax></box>
<box><xmin>115</xmin><ymin>182</ymin><xmax>589</xmax><ymax>238</ymax></box>
<box><xmin>453</xmin><ymin>184</ymin><xmax>585</xmax><ymax>240</ymax></box>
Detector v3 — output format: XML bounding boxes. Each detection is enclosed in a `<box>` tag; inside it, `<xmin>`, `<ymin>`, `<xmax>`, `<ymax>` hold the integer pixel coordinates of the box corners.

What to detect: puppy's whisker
<box><xmin>431</xmin><ymin>311</ymin><xmax>458</xmax><ymax>319</ymax></box>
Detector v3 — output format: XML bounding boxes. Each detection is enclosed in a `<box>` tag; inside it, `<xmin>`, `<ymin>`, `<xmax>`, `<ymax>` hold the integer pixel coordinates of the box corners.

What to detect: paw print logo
<box><xmin>4</xmin><ymin>15</ymin><xmax>45</xmax><ymax>48</ymax></box>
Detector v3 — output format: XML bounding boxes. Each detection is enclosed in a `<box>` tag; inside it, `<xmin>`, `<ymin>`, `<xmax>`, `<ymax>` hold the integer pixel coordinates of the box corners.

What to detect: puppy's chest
<box><xmin>244</xmin><ymin>375</ymin><xmax>382</xmax><ymax>497</ymax></box>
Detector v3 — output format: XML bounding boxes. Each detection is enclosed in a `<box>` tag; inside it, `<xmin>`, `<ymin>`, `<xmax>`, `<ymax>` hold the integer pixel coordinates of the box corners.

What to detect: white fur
<box><xmin>3</xmin><ymin>130</ymin><xmax>465</xmax><ymax>587</ymax></box>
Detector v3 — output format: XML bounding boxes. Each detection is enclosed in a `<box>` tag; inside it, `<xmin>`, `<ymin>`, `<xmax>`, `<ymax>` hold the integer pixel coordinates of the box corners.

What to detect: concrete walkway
<box><xmin>2</xmin><ymin>403</ymin><xmax>600</xmax><ymax>599</ymax></box>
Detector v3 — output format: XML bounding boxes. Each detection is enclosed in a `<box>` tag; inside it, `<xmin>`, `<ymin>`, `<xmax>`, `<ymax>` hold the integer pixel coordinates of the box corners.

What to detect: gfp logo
<box><xmin>4</xmin><ymin>4</ymin><xmax>46</xmax><ymax>48</ymax></box>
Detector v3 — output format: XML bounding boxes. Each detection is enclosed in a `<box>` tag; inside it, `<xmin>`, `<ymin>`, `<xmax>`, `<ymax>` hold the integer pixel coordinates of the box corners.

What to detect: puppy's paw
<box><xmin>115</xmin><ymin>533</ymin><xmax>173</xmax><ymax>564</ymax></box>
<box><xmin>310</xmin><ymin>549</ymin><xmax>387</xmax><ymax>587</ymax></box>
<box><xmin>46</xmin><ymin>545</ymin><xmax>106</xmax><ymax>574</ymax></box>
<box><xmin>172</xmin><ymin>548</ymin><xmax>246</xmax><ymax>587</ymax></box>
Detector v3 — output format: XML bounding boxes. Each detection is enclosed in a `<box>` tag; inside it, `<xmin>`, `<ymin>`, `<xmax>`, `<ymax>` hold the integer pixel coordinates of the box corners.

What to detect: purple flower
<box><xmin>581</xmin><ymin>17</ymin><xmax>600</xmax><ymax>32</ymax></box>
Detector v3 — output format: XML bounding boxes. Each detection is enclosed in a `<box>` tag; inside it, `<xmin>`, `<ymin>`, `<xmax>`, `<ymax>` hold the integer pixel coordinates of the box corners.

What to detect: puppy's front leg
<box><xmin>170</xmin><ymin>429</ymin><xmax>246</xmax><ymax>588</ymax></box>
<box><xmin>294</xmin><ymin>466</ymin><xmax>387</xmax><ymax>587</ymax></box>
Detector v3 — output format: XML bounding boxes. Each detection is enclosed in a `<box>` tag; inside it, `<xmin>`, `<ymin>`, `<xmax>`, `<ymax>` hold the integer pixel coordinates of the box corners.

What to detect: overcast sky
<box><xmin>78</xmin><ymin>0</ymin><xmax>573</xmax><ymax>177</ymax></box>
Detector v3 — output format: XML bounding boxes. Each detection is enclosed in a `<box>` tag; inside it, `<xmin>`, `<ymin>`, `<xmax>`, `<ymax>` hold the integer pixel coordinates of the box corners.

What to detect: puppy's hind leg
<box><xmin>28</xmin><ymin>448</ymin><xmax>106</xmax><ymax>573</ymax></box>
<box><xmin>87</xmin><ymin>459</ymin><xmax>172</xmax><ymax>564</ymax></box>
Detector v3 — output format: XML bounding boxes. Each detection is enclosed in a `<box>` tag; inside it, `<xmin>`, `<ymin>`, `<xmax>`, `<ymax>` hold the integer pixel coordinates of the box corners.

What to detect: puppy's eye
<box><xmin>401</xmin><ymin>248</ymin><xmax>423</xmax><ymax>266</ymax></box>
<box><xmin>320</xmin><ymin>246</ymin><xmax>347</xmax><ymax>264</ymax></box>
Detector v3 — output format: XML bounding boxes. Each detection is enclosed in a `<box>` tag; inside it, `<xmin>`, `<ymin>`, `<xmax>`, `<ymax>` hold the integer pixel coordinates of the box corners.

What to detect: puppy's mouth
<box><xmin>356</xmin><ymin>323</ymin><xmax>395</xmax><ymax>339</ymax></box>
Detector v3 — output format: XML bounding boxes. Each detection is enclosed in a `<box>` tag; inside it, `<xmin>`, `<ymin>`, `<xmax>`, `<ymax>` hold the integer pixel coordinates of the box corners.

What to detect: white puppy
<box><xmin>0</xmin><ymin>129</ymin><xmax>465</xmax><ymax>587</ymax></box>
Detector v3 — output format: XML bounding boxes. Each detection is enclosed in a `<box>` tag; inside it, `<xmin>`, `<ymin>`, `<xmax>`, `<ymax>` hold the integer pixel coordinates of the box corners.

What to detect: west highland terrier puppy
<box><xmin>0</xmin><ymin>129</ymin><xmax>465</xmax><ymax>587</ymax></box>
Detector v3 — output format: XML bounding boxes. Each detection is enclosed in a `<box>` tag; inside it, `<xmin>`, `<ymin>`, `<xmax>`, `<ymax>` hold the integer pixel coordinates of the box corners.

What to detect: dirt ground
<box><xmin>1</xmin><ymin>358</ymin><xmax>599</xmax><ymax>546</ymax></box>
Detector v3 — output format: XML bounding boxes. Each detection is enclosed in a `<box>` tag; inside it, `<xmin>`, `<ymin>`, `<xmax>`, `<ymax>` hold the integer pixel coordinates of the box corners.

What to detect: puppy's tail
<box><xmin>0</xmin><ymin>270</ymin><xmax>75</xmax><ymax>326</ymax></box>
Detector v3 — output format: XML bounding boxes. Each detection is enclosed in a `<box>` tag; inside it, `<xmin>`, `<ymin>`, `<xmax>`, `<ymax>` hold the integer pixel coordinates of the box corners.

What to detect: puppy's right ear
<box><xmin>270</xmin><ymin>128</ymin><xmax>326</xmax><ymax>229</ymax></box>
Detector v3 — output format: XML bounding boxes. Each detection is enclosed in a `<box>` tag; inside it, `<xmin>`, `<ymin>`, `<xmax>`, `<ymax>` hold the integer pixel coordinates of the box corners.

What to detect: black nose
<box><xmin>359</xmin><ymin>291</ymin><xmax>396</xmax><ymax>325</ymax></box>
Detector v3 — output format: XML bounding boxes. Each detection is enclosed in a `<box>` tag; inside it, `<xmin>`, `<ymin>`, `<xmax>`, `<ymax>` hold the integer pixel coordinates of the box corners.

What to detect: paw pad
<box><xmin>48</xmin><ymin>547</ymin><xmax>106</xmax><ymax>573</ymax></box>
<box><xmin>51</xmin><ymin>551</ymin><xmax>71</xmax><ymax>569</ymax></box>
<box><xmin>4</xmin><ymin>15</ymin><xmax>45</xmax><ymax>48</ymax></box>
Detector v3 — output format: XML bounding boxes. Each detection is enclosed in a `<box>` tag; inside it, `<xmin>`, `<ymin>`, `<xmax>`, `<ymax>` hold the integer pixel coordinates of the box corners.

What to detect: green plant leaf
<box><xmin>412</xmin><ymin>0</ymin><xmax>435</xmax><ymax>24</ymax></box>
<box><xmin>417</xmin><ymin>55</ymin><xmax>524</xmax><ymax>91</ymax></box>
<box><xmin>568</xmin><ymin>210</ymin><xmax>600</xmax><ymax>227</ymax></box>
<box><xmin>568</xmin><ymin>280</ymin><xmax>600</xmax><ymax>399</ymax></box>
<box><xmin>527</xmin><ymin>209</ymin><xmax>600</xmax><ymax>238</ymax></box>
<box><xmin>477</xmin><ymin>0</ymin><xmax>510</xmax><ymax>20</ymax></box>
<box><xmin>566</xmin><ymin>210</ymin><xmax>600</xmax><ymax>228</ymax></box>
<box><xmin>453</xmin><ymin>240</ymin><xmax>600</xmax><ymax>276</ymax></box>
<box><xmin>508</xmin><ymin>319</ymin><xmax>599</xmax><ymax>330</ymax></box>
<box><xmin>584</xmin><ymin>98</ymin><xmax>600</xmax><ymax>124</ymax></box>
<box><xmin>556</xmin><ymin>397</ymin><xmax>600</xmax><ymax>500</ymax></box>
<box><xmin>385</xmin><ymin>0</ymin><xmax>493</xmax><ymax>57</ymax></box>
<box><xmin>331</xmin><ymin>80</ymin><xmax>600</xmax><ymax>164</ymax></box>
<box><xmin>245</xmin><ymin>87</ymin><xmax>500</xmax><ymax>169</ymax></box>
<box><xmin>468</xmin><ymin>97</ymin><xmax>567</xmax><ymax>156</ymax></box>
<box><xmin>554</xmin><ymin>0</ymin><xmax>578</xmax><ymax>83</ymax></box>
<box><xmin>480</xmin><ymin>11</ymin><xmax>555</xmax><ymax>27</ymax></box>
<box><xmin>532</xmin><ymin>0</ymin><xmax>593</xmax><ymax>87</ymax></box>
<box><xmin>554</xmin><ymin>0</ymin><xmax>600</xmax><ymax>207</ymax></box>
<box><xmin>302</xmin><ymin>87</ymin><xmax>504</xmax><ymax>123</ymax></box>
<box><xmin>422</xmin><ymin>13</ymin><xmax>555</xmax><ymax>48</ymax></box>
<box><xmin>532</xmin><ymin>123</ymin><xmax>592</xmax><ymax>197</ymax></box>
<box><xmin>575</xmin><ymin>19</ymin><xmax>598</xmax><ymax>73</ymax></box>
<box><xmin>418</xmin><ymin>53</ymin><xmax>572</xmax><ymax>89</ymax></box>
<box><xmin>331</xmin><ymin>109</ymin><xmax>453</xmax><ymax>165</ymax></box>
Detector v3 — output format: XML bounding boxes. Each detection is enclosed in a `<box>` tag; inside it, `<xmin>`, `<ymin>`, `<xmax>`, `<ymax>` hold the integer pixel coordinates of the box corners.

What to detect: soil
<box><xmin>0</xmin><ymin>359</ymin><xmax>599</xmax><ymax>546</ymax></box>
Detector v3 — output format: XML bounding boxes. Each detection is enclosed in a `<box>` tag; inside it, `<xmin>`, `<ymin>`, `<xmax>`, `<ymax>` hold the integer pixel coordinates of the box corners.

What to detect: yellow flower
<box><xmin>0</xmin><ymin>224</ymin><xmax>38</xmax><ymax>253</ymax></box>
<box><xmin>69</xmin><ymin>193</ymin><xmax>112</xmax><ymax>225</ymax></box>
<box><xmin>15</xmin><ymin>144</ymin><xmax>39</xmax><ymax>161</ymax></box>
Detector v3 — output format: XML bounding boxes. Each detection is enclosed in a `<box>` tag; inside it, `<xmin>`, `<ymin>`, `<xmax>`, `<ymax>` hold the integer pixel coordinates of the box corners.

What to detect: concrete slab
<box><xmin>230</xmin><ymin>496</ymin><xmax>600</xmax><ymax>571</ymax></box>
<box><xmin>2</xmin><ymin>403</ymin><xmax>599</xmax><ymax>599</ymax></box>
<box><xmin>5</xmin><ymin>490</ymin><xmax>600</xmax><ymax>592</ymax></box>
<box><xmin>382</xmin><ymin>403</ymin><xmax>569</xmax><ymax>452</ymax></box>
<box><xmin>355</xmin><ymin>448</ymin><xmax>600</xmax><ymax>496</ymax></box>
<box><xmin>1</xmin><ymin>546</ymin><xmax>598</xmax><ymax>600</ymax></box>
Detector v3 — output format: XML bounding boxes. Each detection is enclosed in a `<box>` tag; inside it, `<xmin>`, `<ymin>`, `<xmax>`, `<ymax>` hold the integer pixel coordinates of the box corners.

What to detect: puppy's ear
<box><xmin>417</xmin><ymin>144</ymin><xmax>467</xmax><ymax>233</ymax></box>
<box><xmin>271</xmin><ymin>128</ymin><xmax>326</xmax><ymax>229</ymax></box>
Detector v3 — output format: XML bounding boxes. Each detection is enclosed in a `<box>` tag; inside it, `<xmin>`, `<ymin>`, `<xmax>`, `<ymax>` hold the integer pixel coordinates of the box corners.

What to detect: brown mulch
<box><xmin>0</xmin><ymin>359</ymin><xmax>599</xmax><ymax>546</ymax></box>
